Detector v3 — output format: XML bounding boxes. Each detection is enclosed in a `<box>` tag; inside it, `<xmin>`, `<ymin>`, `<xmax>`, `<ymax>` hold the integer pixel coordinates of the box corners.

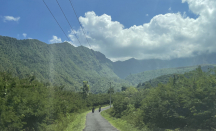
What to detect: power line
<box><xmin>44</xmin><ymin>0</ymin><xmax>96</xmax><ymax>57</ymax></box>
<box><xmin>67</xmin><ymin>0</ymin><xmax>97</xmax><ymax>59</ymax></box>
<box><xmin>68</xmin><ymin>0</ymin><xmax>92</xmax><ymax>49</ymax></box>
<box><xmin>55</xmin><ymin>0</ymin><xmax>82</xmax><ymax>46</ymax></box>
<box><xmin>42</xmin><ymin>0</ymin><xmax>70</xmax><ymax>41</ymax></box>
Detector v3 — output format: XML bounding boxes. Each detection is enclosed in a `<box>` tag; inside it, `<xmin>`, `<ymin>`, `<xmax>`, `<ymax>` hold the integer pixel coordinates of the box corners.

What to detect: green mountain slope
<box><xmin>125</xmin><ymin>64</ymin><xmax>216</xmax><ymax>86</ymax></box>
<box><xmin>136</xmin><ymin>64</ymin><xmax>216</xmax><ymax>89</ymax></box>
<box><xmin>0</xmin><ymin>36</ymin><xmax>131</xmax><ymax>93</ymax></box>
<box><xmin>113</xmin><ymin>53</ymin><xmax>216</xmax><ymax>79</ymax></box>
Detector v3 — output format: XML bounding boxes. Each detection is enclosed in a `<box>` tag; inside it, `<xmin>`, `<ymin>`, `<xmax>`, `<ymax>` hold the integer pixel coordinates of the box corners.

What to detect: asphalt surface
<box><xmin>83</xmin><ymin>106</ymin><xmax>119</xmax><ymax>131</ymax></box>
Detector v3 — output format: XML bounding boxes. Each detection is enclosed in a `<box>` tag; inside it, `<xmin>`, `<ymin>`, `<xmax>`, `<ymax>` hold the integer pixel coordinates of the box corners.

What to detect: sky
<box><xmin>0</xmin><ymin>0</ymin><xmax>215</xmax><ymax>62</ymax></box>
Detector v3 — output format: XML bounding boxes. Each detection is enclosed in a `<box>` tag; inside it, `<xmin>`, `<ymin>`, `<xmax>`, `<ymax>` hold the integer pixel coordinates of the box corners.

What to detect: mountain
<box><xmin>136</xmin><ymin>64</ymin><xmax>216</xmax><ymax>89</ymax></box>
<box><xmin>0</xmin><ymin>35</ymin><xmax>131</xmax><ymax>93</ymax></box>
<box><xmin>1</xmin><ymin>35</ymin><xmax>216</xmax><ymax>93</ymax></box>
<box><xmin>125</xmin><ymin>65</ymin><xmax>196</xmax><ymax>86</ymax></box>
<box><xmin>113</xmin><ymin>53</ymin><xmax>216</xmax><ymax>79</ymax></box>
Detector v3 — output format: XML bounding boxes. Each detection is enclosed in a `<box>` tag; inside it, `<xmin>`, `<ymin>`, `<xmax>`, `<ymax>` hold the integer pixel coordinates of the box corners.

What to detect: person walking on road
<box><xmin>99</xmin><ymin>106</ymin><xmax>101</xmax><ymax>112</ymax></box>
<box><xmin>92</xmin><ymin>107</ymin><xmax>95</xmax><ymax>113</ymax></box>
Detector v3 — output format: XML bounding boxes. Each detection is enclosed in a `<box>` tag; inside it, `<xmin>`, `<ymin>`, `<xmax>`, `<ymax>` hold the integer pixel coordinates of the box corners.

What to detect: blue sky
<box><xmin>0</xmin><ymin>0</ymin><xmax>196</xmax><ymax>42</ymax></box>
<box><xmin>0</xmin><ymin>0</ymin><xmax>215</xmax><ymax>61</ymax></box>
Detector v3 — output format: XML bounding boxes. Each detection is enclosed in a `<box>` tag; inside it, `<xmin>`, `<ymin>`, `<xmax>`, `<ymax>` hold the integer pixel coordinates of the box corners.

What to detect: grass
<box><xmin>101</xmin><ymin>108</ymin><xmax>144</xmax><ymax>131</ymax></box>
<box><xmin>101</xmin><ymin>109</ymin><xmax>214</xmax><ymax>131</ymax></box>
<box><xmin>45</xmin><ymin>110</ymin><xmax>90</xmax><ymax>131</ymax></box>
<box><xmin>64</xmin><ymin>111</ymin><xmax>90</xmax><ymax>131</ymax></box>
<box><xmin>64</xmin><ymin>105</ymin><xmax>109</xmax><ymax>131</ymax></box>
<box><xmin>45</xmin><ymin>105</ymin><xmax>121</xmax><ymax>131</ymax></box>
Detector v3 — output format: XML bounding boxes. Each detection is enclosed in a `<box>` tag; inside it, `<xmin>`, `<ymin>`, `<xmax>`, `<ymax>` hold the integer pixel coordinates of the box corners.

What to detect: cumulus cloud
<box><xmin>146</xmin><ymin>14</ymin><xmax>149</xmax><ymax>16</ymax></box>
<box><xmin>3</xmin><ymin>16</ymin><xmax>20</xmax><ymax>22</ymax></box>
<box><xmin>169</xmin><ymin>7</ymin><xmax>172</xmax><ymax>11</ymax></box>
<box><xmin>68</xmin><ymin>0</ymin><xmax>216</xmax><ymax>61</ymax></box>
<box><xmin>23</xmin><ymin>33</ymin><xmax>27</xmax><ymax>38</ymax></box>
<box><xmin>49</xmin><ymin>36</ymin><xmax>62</xmax><ymax>44</ymax></box>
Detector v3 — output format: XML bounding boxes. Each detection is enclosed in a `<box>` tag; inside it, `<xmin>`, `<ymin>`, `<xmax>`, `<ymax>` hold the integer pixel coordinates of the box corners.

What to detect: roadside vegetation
<box><xmin>0</xmin><ymin>72</ymin><xmax>110</xmax><ymax>131</ymax></box>
<box><xmin>1</xmin><ymin>66</ymin><xmax>216</xmax><ymax>131</ymax></box>
<box><xmin>101</xmin><ymin>108</ymin><xmax>143</xmax><ymax>131</ymax></box>
<box><xmin>108</xmin><ymin>66</ymin><xmax>216</xmax><ymax>131</ymax></box>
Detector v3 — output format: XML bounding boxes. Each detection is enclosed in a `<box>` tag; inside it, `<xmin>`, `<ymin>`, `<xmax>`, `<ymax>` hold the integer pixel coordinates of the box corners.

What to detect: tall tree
<box><xmin>82</xmin><ymin>81</ymin><xmax>89</xmax><ymax>99</ymax></box>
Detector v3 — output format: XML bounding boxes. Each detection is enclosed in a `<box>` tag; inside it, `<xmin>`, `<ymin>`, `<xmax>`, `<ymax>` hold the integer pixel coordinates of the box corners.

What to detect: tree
<box><xmin>121</xmin><ymin>86</ymin><xmax>128</xmax><ymax>91</ymax></box>
<box><xmin>81</xmin><ymin>81</ymin><xmax>90</xmax><ymax>99</ymax></box>
<box><xmin>108</xmin><ymin>87</ymin><xmax>114</xmax><ymax>94</ymax></box>
<box><xmin>196</xmin><ymin>65</ymin><xmax>203</xmax><ymax>76</ymax></box>
<box><xmin>125</xmin><ymin>87</ymin><xmax>138</xmax><ymax>97</ymax></box>
<box><xmin>173</xmin><ymin>74</ymin><xmax>176</xmax><ymax>88</ymax></box>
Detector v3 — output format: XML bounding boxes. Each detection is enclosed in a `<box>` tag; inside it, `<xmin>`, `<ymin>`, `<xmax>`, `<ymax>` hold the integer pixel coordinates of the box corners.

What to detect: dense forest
<box><xmin>1</xmin><ymin>35</ymin><xmax>216</xmax><ymax>131</ymax></box>
<box><xmin>1</xmin><ymin>66</ymin><xmax>216</xmax><ymax>130</ymax></box>
<box><xmin>125</xmin><ymin>65</ymin><xmax>216</xmax><ymax>86</ymax></box>
<box><xmin>108</xmin><ymin>66</ymin><xmax>216</xmax><ymax>130</ymax></box>
<box><xmin>0</xmin><ymin>72</ymin><xmax>112</xmax><ymax>130</ymax></box>
<box><xmin>136</xmin><ymin>65</ymin><xmax>216</xmax><ymax>89</ymax></box>
<box><xmin>2</xmin><ymin>36</ymin><xmax>216</xmax><ymax>94</ymax></box>
<box><xmin>0</xmin><ymin>36</ymin><xmax>131</xmax><ymax>93</ymax></box>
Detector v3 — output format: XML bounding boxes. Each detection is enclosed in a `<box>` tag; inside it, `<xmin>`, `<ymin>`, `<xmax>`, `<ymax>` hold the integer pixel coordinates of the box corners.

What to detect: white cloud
<box><xmin>146</xmin><ymin>14</ymin><xmax>149</xmax><ymax>16</ymax></box>
<box><xmin>169</xmin><ymin>7</ymin><xmax>172</xmax><ymax>11</ymax></box>
<box><xmin>68</xmin><ymin>0</ymin><xmax>216</xmax><ymax>62</ymax></box>
<box><xmin>28</xmin><ymin>37</ymin><xmax>32</xmax><ymax>39</ymax></box>
<box><xmin>183</xmin><ymin>11</ymin><xmax>187</xmax><ymax>18</ymax></box>
<box><xmin>49</xmin><ymin>36</ymin><xmax>62</xmax><ymax>44</ymax></box>
<box><xmin>3</xmin><ymin>16</ymin><xmax>20</xmax><ymax>22</ymax></box>
<box><xmin>23</xmin><ymin>33</ymin><xmax>27</xmax><ymax>38</ymax></box>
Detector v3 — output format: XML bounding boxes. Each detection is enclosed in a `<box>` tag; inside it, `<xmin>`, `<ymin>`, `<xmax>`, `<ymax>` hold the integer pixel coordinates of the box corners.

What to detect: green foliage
<box><xmin>137</xmin><ymin>65</ymin><xmax>216</xmax><ymax>89</ymax></box>
<box><xmin>0</xmin><ymin>72</ymin><xmax>112</xmax><ymax>131</ymax></box>
<box><xmin>109</xmin><ymin>67</ymin><xmax>216</xmax><ymax>130</ymax></box>
<box><xmin>0</xmin><ymin>36</ymin><xmax>131</xmax><ymax>94</ymax></box>
<box><xmin>121</xmin><ymin>86</ymin><xmax>128</xmax><ymax>91</ymax></box>
<box><xmin>108</xmin><ymin>87</ymin><xmax>114</xmax><ymax>94</ymax></box>
<box><xmin>81</xmin><ymin>81</ymin><xmax>90</xmax><ymax>99</ymax></box>
<box><xmin>126</xmin><ymin>65</ymin><xmax>216</xmax><ymax>86</ymax></box>
<box><xmin>101</xmin><ymin>108</ymin><xmax>147</xmax><ymax>131</ymax></box>
<box><xmin>64</xmin><ymin>111</ymin><xmax>90</xmax><ymax>131</ymax></box>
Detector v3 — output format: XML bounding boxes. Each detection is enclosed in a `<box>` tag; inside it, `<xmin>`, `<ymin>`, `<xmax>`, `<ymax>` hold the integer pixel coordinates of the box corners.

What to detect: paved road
<box><xmin>83</xmin><ymin>106</ymin><xmax>119</xmax><ymax>131</ymax></box>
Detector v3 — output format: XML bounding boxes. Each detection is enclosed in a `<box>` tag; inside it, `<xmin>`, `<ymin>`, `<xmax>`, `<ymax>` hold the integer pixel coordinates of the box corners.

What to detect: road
<box><xmin>83</xmin><ymin>106</ymin><xmax>119</xmax><ymax>131</ymax></box>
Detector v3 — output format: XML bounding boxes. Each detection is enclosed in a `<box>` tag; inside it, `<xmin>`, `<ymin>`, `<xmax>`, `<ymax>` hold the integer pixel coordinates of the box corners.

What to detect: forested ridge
<box><xmin>136</xmin><ymin>65</ymin><xmax>216</xmax><ymax>89</ymax></box>
<box><xmin>125</xmin><ymin>65</ymin><xmax>216</xmax><ymax>86</ymax></box>
<box><xmin>108</xmin><ymin>66</ymin><xmax>216</xmax><ymax>131</ymax></box>
<box><xmin>1</xmin><ymin>35</ymin><xmax>216</xmax><ymax>131</ymax></box>
<box><xmin>113</xmin><ymin>54</ymin><xmax>216</xmax><ymax>79</ymax></box>
<box><xmin>2</xmin><ymin>36</ymin><xmax>216</xmax><ymax>94</ymax></box>
<box><xmin>0</xmin><ymin>35</ymin><xmax>131</xmax><ymax>93</ymax></box>
<box><xmin>1</xmin><ymin>35</ymin><xmax>216</xmax><ymax>94</ymax></box>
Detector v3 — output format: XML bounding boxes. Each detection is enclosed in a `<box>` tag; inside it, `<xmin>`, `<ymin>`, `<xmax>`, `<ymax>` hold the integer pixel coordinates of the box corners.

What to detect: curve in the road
<box><xmin>83</xmin><ymin>106</ymin><xmax>119</xmax><ymax>131</ymax></box>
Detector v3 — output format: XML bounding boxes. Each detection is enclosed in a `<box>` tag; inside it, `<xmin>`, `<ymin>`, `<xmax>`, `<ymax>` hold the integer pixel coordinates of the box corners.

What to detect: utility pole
<box><xmin>109</xmin><ymin>82</ymin><xmax>112</xmax><ymax>108</ymax></box>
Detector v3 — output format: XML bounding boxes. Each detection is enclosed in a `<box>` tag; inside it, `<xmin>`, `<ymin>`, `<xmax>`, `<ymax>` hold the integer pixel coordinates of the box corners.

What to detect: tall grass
<box><xmin>64</xmin><ymin>111</ymin><xmax>90</xmax><ymax>131</ymax></box>
<box><xmin>101</xmin><ymin>108</ymin><xmax>145</xmax><ymax>131</ymax></box>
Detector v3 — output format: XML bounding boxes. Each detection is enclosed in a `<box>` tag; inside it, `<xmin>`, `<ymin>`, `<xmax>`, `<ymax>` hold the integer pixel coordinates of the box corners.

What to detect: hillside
<box><xmin>124</xmin><ymin>64</ymin><xmax>216</xmax><ymax>86</ymax></box>
<box><xmin>1</xmin><ymin>35</ymin><xmax>216</xmax><ymax>93</ymax></box>
<box><xmin>113</xmin><ymin>53</ymin><xmax>216</xmax><ymax>79</ymax></box>
<box><xmin>0</xmin><ymin>36</ymin><xmax>131</xmax><ymax>93</ymax></box>
<box><xmin>136</xmin><ymin>64</ymin><xmax>216</xmax><ymax>89</ymax></box>
<box><xmin>111</xmin><ymin>66</ymin><xmax>216</xmax><ymax>130</ymax></box>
